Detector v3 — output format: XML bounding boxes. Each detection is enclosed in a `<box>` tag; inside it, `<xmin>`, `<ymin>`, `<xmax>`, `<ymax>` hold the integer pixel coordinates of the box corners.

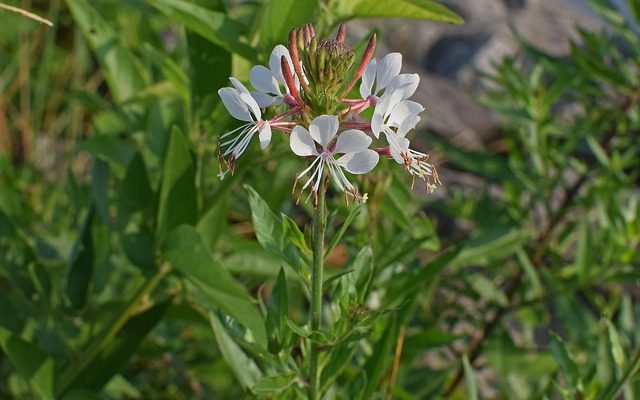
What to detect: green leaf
<box><xmin>65</xmin><ymin>300</ymin><xmax>172</xmax><ymax>392</ymax></box>
<box><xmin>463</xmin><ymin>354</ymin><xmax>479</xmax><ymax>400</ymax></box>
<box><xmin>196</xmin><ymin>197</ymin><xmax>228</xmax><ymax>251</ymax></box>
<box><xmin>349</xmin><ymin>246</ymin><xmax>374</xmax><ymax>303</ymax></box>
<box><xmin>245</xmin><ymin>185</ymin><xmax>285</xmax><ymax>254</ymax></box>
<box><xmin>0</xmin><ymin>327</ymin><xmax>55</xmax><ymax>400</ymax></box>
<box><xmin>469</xmin><ymin>274</ymin><xmax>508</xmax><ymax>307</ymax></box>
<box><xmin>119</xmin><ymin>152</ymin><xmax>154</xmax><ymax>213</ymax></box>
<box><xmin>321</xmin><ymin>344</ymin><xmax>357</xmax><ymax>392</ymax></box>
<box><xmin>156</xmin><ymin>126</ymin><xmax>197</xmax><ymax>242</ymax></box>
<box><xmin>282</xmin><ymin>214</ymin><xmax>311</xmax><ymax>256</ymax></box>
<box><xmin>209</xmin><ymin>312</ymin><xmax>263</xmax><ymax>389</ymax></box>
<box><xmin>65</xmin><ymin>205</ymin><xmax>95</xmax><ymax>310</ymax></box>
<box><xmin>431</xmin><ymin>134</ymin><xmax>514</xmax><ymax>182</ymax></box>
<box><xmin>325</xmin><ymin>205</ymin><xmax>363</xmax><ymax>259</ymax></box>
<box><xmin>66</xmin><ymin>0</ymin><xmax>145</xmax><ymax>103</ymax></box>
<box><xmin>148</xmin><ymin>0</ymin><xmax>256</xmax><ymax>61</ymax></box>
<box><xmin>453</xmin><ymin>226</ymin><xmax>529</xmax><ymax>268</ymax></box>
<box><xmin>266</xmin><ymin>268</ymin><xmax>289</xmax><ymax>353</ymax></box>
<box><xmin>257</xmin><ymin>0</ymin><xmax>318</xmax><ymax>49</ymax></box>
<box><xmin>163</xmin><ymin>225</ymin><xmax>267</xmax><ymax>348</ymax></box>
<box><xmin>251</xmin><ymin>373</ymin><xmax>296</xmax><ymax>394</ymax></box>
<box><xmin>187</xmin><ymin>22</ymin><xmax>231</xmax><ymax>120</ymax></box>
<box><xmin>361</xmin><ymin>316</ymin><xmax>398</xmax><ymax>399</ymax></box>
<box><xmin>550</xmin><ymin>333</ymin><xmax>582</xmax><ymax>392</ymax></box>
<box><xmin>336</xmin><ymin>0</ymin><xmax>463</xmax><ymax>24</ymax></box>
<box><xmin>606</xmin><ymin>320</ymin><xmax>626</xmax><ymax>369</ymax></box>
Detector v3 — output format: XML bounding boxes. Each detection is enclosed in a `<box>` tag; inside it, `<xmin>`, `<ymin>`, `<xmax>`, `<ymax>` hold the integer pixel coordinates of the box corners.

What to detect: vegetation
<box><xmin>0</xmin><ymin>0</ymin><xmax>639</xmax><ymax>398</ymax></box>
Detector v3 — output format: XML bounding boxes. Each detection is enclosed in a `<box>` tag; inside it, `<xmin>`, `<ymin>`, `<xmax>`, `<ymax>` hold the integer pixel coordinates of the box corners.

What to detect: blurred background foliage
<box><xmin>0</xmin><ymin>0</ymin><xmax>639</xmax><ymax>398</ymax></box>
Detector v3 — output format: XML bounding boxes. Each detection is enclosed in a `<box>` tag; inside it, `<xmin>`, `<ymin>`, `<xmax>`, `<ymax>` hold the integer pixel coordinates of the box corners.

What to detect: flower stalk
<box><xmin>309</xmin><ymin>176</ymin><xmax>326</xmax><ymax>400</ymax></box>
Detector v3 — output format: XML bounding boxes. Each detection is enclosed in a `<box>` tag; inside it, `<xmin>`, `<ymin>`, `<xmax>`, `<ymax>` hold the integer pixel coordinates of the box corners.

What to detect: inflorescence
<box><xmin>217</xmin><ymin>23</ymin><xmax>441</xmax><ymax>206</ymax></box>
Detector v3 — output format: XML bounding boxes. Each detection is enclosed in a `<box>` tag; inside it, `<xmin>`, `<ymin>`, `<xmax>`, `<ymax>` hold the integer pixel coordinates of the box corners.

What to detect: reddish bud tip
<box><xmin>336</xmin><ymin>24</ymin><xmax>346</xmax><ymax>43</ymax></box>
<box><xmin>288</xmin><ymin>29</ymin><xmax>310</xmax><ymax>93</ymax></box>
<box><xmin>341</xmin><ymin>33</ymin><xmax>377</xmax><ymax>97</ymax></box>
<box><xmin>281</xmin><ymin>55</ymin><xmax>305</xmax><ymax>108</ymax></box>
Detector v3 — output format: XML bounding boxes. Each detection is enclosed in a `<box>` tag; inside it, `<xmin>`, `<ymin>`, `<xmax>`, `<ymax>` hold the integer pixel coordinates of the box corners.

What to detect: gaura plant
<box><xmin>216</xmin><ymin>23</ymin><xmax>440</xmax><ymax>399</ymax></box>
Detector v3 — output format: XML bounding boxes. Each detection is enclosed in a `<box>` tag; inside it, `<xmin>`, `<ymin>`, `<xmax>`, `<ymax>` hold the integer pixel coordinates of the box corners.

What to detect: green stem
<box><xmin>57</xmin><ymin>262</ymin><xmax>170</xmax><ymax>396</ymax></box>
<box><xmin>309</xmin><ymin>186</ymin><xmax>326</xmax><ymax>400</ymax></box>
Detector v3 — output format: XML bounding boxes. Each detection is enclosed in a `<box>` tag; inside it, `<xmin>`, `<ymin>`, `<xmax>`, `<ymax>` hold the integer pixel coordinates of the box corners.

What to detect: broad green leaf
<box><xmin>210</xmin><ymin>312</ymin><xmax>263</xmax><ymax>389</ymax></box>
<box><xmin>266</xmin><ymin>268</ymin><xmax>289</xmax><ymax>353</ymax></box>
<box><xmin>148</xmin><ymin>0</ymin><xmax>256</xmax><ymax>61</ymax></box>
<box><xmin>63</xmin><ymin>300</ymin><xmax>172</xmax><ymax>392</ymax></box>
<box><xmin>601</xmin><ymin>348</ymin><xmax>640</xmax><ymax>400</ymax></box>
<box><xmin>245</xmin><ymin>185</ymin><xmax>284</xmax><ymax>254</ymax></box>
<box><xmin>0</xmin><ymin>327</ymin><xmax>55</xmax><ymax>400</ymax></box>
<box><xmin>141</xmin><ymin>43</ymin><xmax>189</xmax><ymax>102</ymax></box>
<box><xmin>187</xmin><ymin>27</ymin><xmax>231</xmax><ymax>120</ymax></box>
<box><xmin>336</xmin><ymin>0</ymin><xmax>463</xmax><ymax>24</ymax></box>
<box><xmin>81</xmin><ymin>135</ymin><xmax>136</xmax><ymax>178</ymax></box>
<box><xmin>163</xmin><ymin>225</ymin><xmax>267</xmax><ymax>348</ymax></box>
<box><xmin>197</xmin><ymin>197</ymin><xmax>228</xmax><ymax>251</ymax></box>
<box><xmin>119</xmin><ymin>152</ymin><xmax>154</xmax><ymax>213</ymax></box>
<box><xmin>65</xmin><ymin>205</ymin><xmax>95</xmax><ymax>310</ymax></box>
<box><xmin>156</xmin><ymin>126</ymin><xmax>197</xmax><ymax>242</ymax></box>
<box><xmin>463</xmin><ymin>354</ymin><xmax>479</xmax><ymax>400</ymax></box>
<box><xmin>282</xmin><ymin>214</ymin><xmax>311</xmax><ymax>256</ymax></box>
<box><xmin>66</xmin><ymin>0</ymin><xmax>145</xmax><ymax>103</ymax></box>
<box><xmin>257</xmin><ymin>0</ymin><xmax>318</xmax><ymax>49</ymax></box>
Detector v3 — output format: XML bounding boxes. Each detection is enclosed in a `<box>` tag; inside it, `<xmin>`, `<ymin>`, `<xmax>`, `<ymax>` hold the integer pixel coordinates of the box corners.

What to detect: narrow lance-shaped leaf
<box><xmin>66</xmin><ymin>0</ymin><xmax>145</xmax><ymax>103</ymax></box>
<box><xmin>209</xmin><ymin>312</ymin><xmax>263</xmax><ymax>389</ymax></box>
<box><xmin>163</xmin><ymin>225</ymin><xmax>267</xmax><ymax>348</ymax></box>
<box><xmin>156</xmin><ymin>126</ymin><xmax>197</xmax><ymax>242</ymax></box>
<box><xmin>65</xmin><ymin>205</ymin><xmax>95</xmax><ymax>310</ymax></box>
<box><xmin>147</xmin><ymin>0</ymin><xmax>256</xmax><ymax>62</ymax></box>
<box><xmin>336</xmin><ymin>0</ymin><xmax>463</xmax><ymax>24</ymax></box>
<box><xmin>0</xmin><ymin>327</ymin><xmax>55</xmax><ymax>400</ymax></box>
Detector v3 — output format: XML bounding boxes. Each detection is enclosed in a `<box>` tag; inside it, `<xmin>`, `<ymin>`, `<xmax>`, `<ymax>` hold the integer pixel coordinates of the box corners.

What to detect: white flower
<box><xmin>249</xmin><ymin>45</ymin><xmax>299</xmax><ymax>108</ymax></box>
<box><xmin>217</xmin><ymin>78</ymin><xmax>272</xmax><ymax>171</ymax></box>
<box><xmin>290</xmin><ymin>115</ymin><xmax>379</xmax><ymax>202</ymax></box>
<box><xmin>371</xmin><ymin>76</ymin><xmax>423</xmax><ymax>163</ymax></box>
<box><xmin>359</xmin><ymin>53</ymin><xmax>421</xmax><ymax>101</ymax></box>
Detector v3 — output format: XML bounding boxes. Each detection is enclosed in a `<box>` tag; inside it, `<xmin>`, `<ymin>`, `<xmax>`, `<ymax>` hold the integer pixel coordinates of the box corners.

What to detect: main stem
<box><xmin>309</xmin><ymin>185</ymin><xmax>326</xmax><ymax>400</ymax></box>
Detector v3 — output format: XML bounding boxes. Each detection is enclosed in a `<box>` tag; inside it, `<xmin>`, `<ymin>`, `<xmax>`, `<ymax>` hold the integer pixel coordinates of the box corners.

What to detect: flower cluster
<box><xmin>217</xmin><ymin>23</ymin><xmax>440</xmax><ymax>205</ymax></box>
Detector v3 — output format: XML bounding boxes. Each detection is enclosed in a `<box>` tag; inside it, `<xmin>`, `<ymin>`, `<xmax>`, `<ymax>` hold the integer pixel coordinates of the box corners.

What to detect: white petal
<box><xmin>229</xmin><ymin>77</ymin><xmax>251</xmax><ymax>95</ymax></box>
<box><xmin>337</xmin><ymin>150</ymin><xmax>379</xmax><ymax>174</ymax></box>
<box><xmin>218</xmin><ymin>88</ymin><xmax>252</xmax><ymax>122</ymax></box>
<box><xmin>397</xmin><ymin>114</ymin><xmax>421</xmax><ymax>137</ymax></box>
<box><xmin>376</xmin><ymin>53</ymin><xmax>402</xmax><ymax>93</ymax></box>
<box><xmin>290</xmin><ymin>125</ymin><xmax>318</xmax><ymax>156</ymax></box>
<box><xmin>359</xmin><ymin>59</ymin><xmax>377</xmax><ymax>99</ymax></box>
<box><xmin>387</xmin><ymin>100</ymin><xmax>424</xmax><ymax>127</ymax></box>
<box><xmin>333</xmin><ymin>129</ymin><xmax>372</xmax><ymax>154</ymax></box>
<box><xmin>251</xmin><ymin>91</ymin><xmax>278</xmax><ymax>108</ymax></box>
<box><xmin>309</xmin><ymin>115</ymin><xmax>339</xmax><ymax>148</ymax></box>
<box><xmin>386</xmin><ymin>74</ymin><xmax>419</xmax><ymax>103</ymax></box>
<box><xmin>387</xmin><ymin>135</ymin><xmax>410</xmax><ymax>164</ymax></box>
<box><xmin>259</xmin><ymin>122</ymin><xmax>272</xmax><ymax>150</ymax></box>
<box><xmin>371</xmin><ymin>110</ymin><xmax>384</xmax><ymax>138</ymax></box>
<box><xmin>250</xmin><ymin>65</ymin><xmax>281</xmax><ymax>95</ymax></box>
<box><xmin>239</xmin><ymin>91</ymin><xmax>261</xmax><ymax>121</ymax></box>
<box><xmin>269</xmin><ymin>45</ymin><xmax>292</xmax><ymax>85</ymax></box>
